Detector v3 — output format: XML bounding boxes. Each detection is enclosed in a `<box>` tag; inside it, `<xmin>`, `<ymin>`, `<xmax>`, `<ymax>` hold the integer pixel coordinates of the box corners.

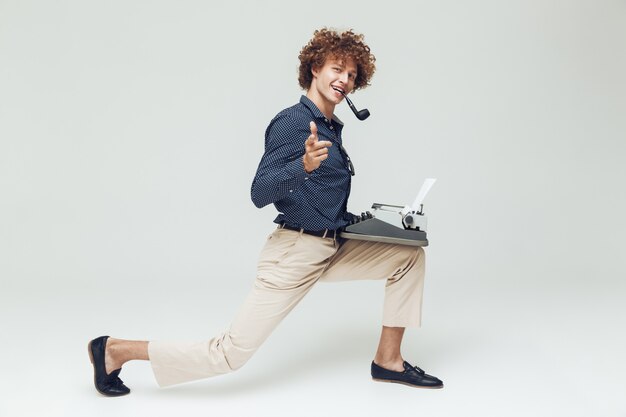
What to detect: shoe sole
<box><xmin>372</xmin><ymin>377</ymin><xmax>444</xmax><ymax>389</ymax></box>
<box><xmin>88</xmin><ymin>340</ymin><xmax>129</xmax><ymax>397</ymax></box>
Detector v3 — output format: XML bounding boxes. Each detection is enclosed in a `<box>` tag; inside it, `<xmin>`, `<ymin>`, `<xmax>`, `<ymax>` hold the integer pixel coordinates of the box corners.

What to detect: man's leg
<box><xmin>98</xmin><ymin>278</ymin><xmax>327</xmax><ymax>387</ymax></box>
<box><xmin>320</xmin><ymin>239</ymin><xmax>425</xmax><ymax>328</ymax></box>
<box><xmin>374</xmin><ymin>326</ymin><xmax>405</xmax><ymax>372</ymax></box>
<box><xmin>146</xmin><ymin>228</ymin><xmax>339</xmax><ymax>386</ymax></box>
<box><xmin>103</xmin><ymin>339</ymin><xmax>148</xmax><ymax>374</ymax></box>
<box><xmin>319</xmin><ymin>239</ymin><xmax>442</xmax><ymax>387</ymax></box>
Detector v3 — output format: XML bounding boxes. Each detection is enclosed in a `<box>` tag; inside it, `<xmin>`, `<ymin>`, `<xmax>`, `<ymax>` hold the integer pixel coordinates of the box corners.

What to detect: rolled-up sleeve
<box><xmin>251</xmin><ymin>115</ymin><xmax>310</xmax><ymax>208</ymax></box>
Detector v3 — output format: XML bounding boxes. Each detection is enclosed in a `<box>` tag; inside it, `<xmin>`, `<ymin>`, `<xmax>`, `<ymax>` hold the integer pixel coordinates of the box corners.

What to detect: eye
<box><xmin>332</xmin><ymin>67</ymin><xmax>341</xmax><ymax>72</ymax></box>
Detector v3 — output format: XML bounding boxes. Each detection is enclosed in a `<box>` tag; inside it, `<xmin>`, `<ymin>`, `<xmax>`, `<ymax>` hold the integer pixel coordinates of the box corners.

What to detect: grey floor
<box><xmin>2</xmin><ymin>271</ymin><xmax>624</xmax><ymax>417</ymax></box>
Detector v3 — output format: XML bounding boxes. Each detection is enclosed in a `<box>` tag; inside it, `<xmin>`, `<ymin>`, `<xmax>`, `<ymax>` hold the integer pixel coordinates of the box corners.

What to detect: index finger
<box><xmin>311</xmin><ymin>140</ymin><xmax>332</xmax><ymax>149</ymax></box>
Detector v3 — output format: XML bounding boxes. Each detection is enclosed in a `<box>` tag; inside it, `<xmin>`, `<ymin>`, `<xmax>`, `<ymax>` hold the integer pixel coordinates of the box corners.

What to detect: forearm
<box><xmin>250</xmin><ymin>157</ymin><xmax>308</xmax><ymax>208</ymax></box>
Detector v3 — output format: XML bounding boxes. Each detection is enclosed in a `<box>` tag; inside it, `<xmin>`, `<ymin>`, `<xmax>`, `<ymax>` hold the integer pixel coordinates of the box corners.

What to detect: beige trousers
<box><xmin>149</xmin><ymin>227</ymin><xmax>426</xmax><ymax>387</ymax></box>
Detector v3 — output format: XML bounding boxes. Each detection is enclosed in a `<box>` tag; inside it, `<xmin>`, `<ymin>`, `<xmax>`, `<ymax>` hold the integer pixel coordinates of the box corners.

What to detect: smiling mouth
<box><xmin>332</xmin><ymin>86</ymin><xmax>346</xmax><ymax>95</ymax></box>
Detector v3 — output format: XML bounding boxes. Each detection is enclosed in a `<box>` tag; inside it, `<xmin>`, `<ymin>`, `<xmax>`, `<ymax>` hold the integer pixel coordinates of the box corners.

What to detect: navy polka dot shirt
<box><xmin>251</xmin><ymin>95</ymin><xmax>354</xmax><ymax>231</ymax></box>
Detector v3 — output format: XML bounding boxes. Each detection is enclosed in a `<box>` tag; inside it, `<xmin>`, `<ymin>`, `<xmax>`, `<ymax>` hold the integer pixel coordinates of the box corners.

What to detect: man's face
<box><xmin>311</xmin><ymin>57</ymin><xmax>358</xmax><ymax>106</ymax></box>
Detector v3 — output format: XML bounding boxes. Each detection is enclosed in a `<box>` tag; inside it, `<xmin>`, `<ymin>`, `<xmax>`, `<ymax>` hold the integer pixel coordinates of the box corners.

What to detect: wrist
<box><xmin>303</xmin><ymin>155</ymin><xmax>313</xmax><ymax>174</ymax></box>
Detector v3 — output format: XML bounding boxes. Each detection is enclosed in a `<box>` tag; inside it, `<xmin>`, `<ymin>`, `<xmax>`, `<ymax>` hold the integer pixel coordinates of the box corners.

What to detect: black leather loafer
<box><xmin>88</xmin><ymin>336</ymin><xmax>131</xmax><ymax>396</ymax></box>
<box><xmin>371</xmin><ymin>360</ymin><xmax>443</xmax><ymax>389</ymax></box>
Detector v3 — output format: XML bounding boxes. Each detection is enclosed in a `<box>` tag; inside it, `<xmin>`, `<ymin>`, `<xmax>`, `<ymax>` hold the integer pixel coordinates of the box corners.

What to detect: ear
<box><xmin>311</xmin><ymin>65</ymin><xmax>320</xmax><ymax>78</ymax></box>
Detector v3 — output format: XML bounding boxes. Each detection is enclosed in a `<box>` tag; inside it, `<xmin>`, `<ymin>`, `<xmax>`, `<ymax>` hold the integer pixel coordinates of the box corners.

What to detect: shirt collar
<box><xmin>300</xmin><ymin>95</ymin><xmax>345</xmax><ymax>127</ymax></box>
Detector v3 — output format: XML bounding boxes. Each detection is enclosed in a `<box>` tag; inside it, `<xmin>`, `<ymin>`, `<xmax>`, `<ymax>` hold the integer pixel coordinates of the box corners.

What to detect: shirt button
<box><xmin>305</xmin><ymin>177</ymin><xmax>309</xmax><ymax>180</ymax></box>
<box><xmin>330</xmin><ymin>126</ymin><xmax>334</xmax><ymax>130</ymax></box>
<box><xmin>289</xmin><ymin>189</ymin><xmax>293</xmax><ymax>192</ymax></box>
<box><xmin>324</xmin><ymin>118</ymin><xmax>329</xmax><ymax>123</ymax></box>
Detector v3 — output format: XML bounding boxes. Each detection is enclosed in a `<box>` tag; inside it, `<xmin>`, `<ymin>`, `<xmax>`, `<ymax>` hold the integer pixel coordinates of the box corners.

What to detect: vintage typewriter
<box><xmin>340</xmin><ymin>179</ymin><xmax>436</xmax><ymax>247</ymax></box>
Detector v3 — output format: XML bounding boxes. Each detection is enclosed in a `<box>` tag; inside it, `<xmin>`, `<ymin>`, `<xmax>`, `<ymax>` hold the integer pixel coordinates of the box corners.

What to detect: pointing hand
<box><xmin>303</xmin><ymin>121</ymin><xmax>332</xmax><ymax>173</ymax></box>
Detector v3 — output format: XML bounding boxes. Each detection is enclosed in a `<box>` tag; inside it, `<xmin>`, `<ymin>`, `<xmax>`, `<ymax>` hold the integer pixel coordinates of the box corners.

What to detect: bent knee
<box><xmin>402</xmin><ymin>245</ymin><xmax>425</xmax><ymax>267</ymax></box>
<box><xmin>389</xmin><ymin>246</ymin><xmax>424</xmax><ymax>281</ymax></box>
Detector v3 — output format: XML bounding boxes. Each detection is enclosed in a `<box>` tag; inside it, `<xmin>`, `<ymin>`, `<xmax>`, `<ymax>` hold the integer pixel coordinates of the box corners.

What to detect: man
<box><xmin>88</xmin><ymin>28</ymin><xmax>442</xmax><ymax>397</ymax></box>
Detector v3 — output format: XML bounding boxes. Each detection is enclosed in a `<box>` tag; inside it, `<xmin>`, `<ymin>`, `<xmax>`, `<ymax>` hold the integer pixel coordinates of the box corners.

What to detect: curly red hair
<box><xmin>298</xmin><ymin>28</ymin><xmax>376</xmax><ymax>92</ymax></box>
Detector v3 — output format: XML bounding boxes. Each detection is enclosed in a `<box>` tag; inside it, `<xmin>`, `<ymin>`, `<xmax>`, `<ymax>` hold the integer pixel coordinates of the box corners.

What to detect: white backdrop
<box><xmin>1</xmin><ymin>1</ymin><xmax>625</xmax><ymax>416</ymax></box>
